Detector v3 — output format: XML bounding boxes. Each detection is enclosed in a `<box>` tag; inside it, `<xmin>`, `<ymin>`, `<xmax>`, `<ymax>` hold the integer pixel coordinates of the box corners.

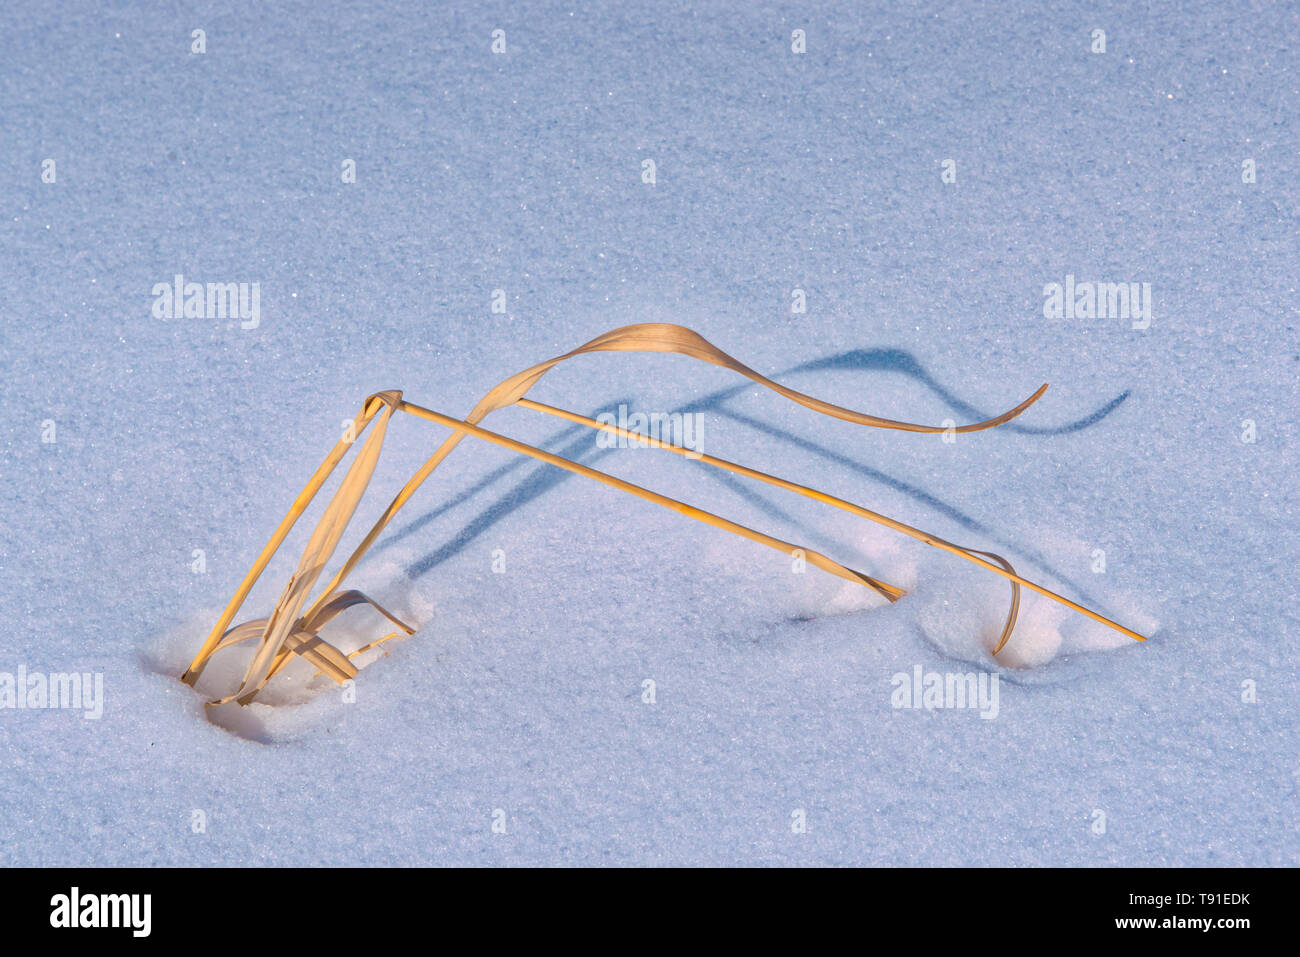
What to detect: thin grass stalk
<box><xmin>180</xmin><ymin>391</ymin><xmax>394</xmax><ymax>687</ymax></box>
<box><xmin>514</xmin><ymin>398</ymin><xmax>1143</xmax><ymax>647</ymax></box>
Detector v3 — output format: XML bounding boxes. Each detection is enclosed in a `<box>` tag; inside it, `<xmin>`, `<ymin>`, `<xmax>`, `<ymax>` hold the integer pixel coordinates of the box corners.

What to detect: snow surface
<box><xmin>1</xmin><ymin>0</ymin><xmax>1296</xmax><ymax>866</ymax></box>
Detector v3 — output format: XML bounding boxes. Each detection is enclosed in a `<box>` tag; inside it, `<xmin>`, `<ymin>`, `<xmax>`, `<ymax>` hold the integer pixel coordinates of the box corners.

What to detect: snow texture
<box><xmin>0</xmin><ymin>0</ymin><xmax>1296</xmax><ymax>865</ymax></box>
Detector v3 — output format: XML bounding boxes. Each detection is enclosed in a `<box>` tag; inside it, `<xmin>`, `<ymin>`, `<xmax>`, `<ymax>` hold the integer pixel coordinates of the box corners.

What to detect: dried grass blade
<box><xmin>181</xmin><ymin>392</ymin><xmax>395</xmax><ymax>686</ymax></box>
<box><xmin>212</xmin><ymin>392</ymin><xmax>401</xmax><ymax>705</ymax></box>
<box><xmin>516</xmin><ymin>397</ymin><xmax>1140</xmax><ymax>649</ymax></box>
<box><xmin>309</xmin><ymin>324</ymin><xmax>1043</xmax><ymax>616</ymax></box>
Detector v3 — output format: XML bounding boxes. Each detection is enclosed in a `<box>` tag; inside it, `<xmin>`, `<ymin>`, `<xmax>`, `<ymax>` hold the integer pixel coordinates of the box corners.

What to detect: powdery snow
<box><xmin>1</xmin><ymin>0</ymin><xmax>1295</xmax><ymax>866</ymax></box>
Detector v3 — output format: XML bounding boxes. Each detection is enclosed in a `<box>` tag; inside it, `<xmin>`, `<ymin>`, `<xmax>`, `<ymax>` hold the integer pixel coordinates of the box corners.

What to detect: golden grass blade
<box><xmin>212</xmin><ymin>619</ymin><xmax>270</xmax><ymax>654</ymax></box>
<box><xmin>460</xmin><ymin>323</ymin><xmax>1048</xmax><ymax>434</ymax></box>
<box><xmin>397</xmin><ymin>400</ymin><xmax>904</xmax><ymax>602</ymax></box>
<box><xmin>215</xmin><ymin>392</ymin><xmax>401</xmax><ymax>705</ymax></box>
<box><xmin>513</xmin><ymin>397</ymin><xmax>1140</xmax><ymax>647</ymax></box>
<box><xmin>966</xmin><ymin>549</ymin><xmax>1022</xmax><ymax>655</ymax></box>
<box><xmin>307</xmin><ymin>323</ymin><xmax>1045</xmax><ymax>620</ymax></box>
<box><xmin>205</xmin><ymin>619</ymin><xmax>355</xmax><ymax>686</ymax></box>
<box><xmin>303</xmin><ymin>589</ymin><xmax>415</xmax><ymax>636</ymax></box>
<box><xmin>202</xmin><ymin>588</ymin><xmax>414</xmax><ymax>692</ymax></box>
<box><xmin>281</xmin><ymin>633</ymin><xmax>358</xmax><ymax>683</ymax></box>
<box><xmin>181</xmin><ymin>391</ymin><xmax>396</xmax><ymax>687</ymax></box>
<box><xmin>345</xmin><ymin>632</ymin><xmax>406</xmax><ymax>660</ymax></box>
<box><xmin>257</xmin><ymin>591</ymin><xmax>416</xmax><ymax>686</ymax></box>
